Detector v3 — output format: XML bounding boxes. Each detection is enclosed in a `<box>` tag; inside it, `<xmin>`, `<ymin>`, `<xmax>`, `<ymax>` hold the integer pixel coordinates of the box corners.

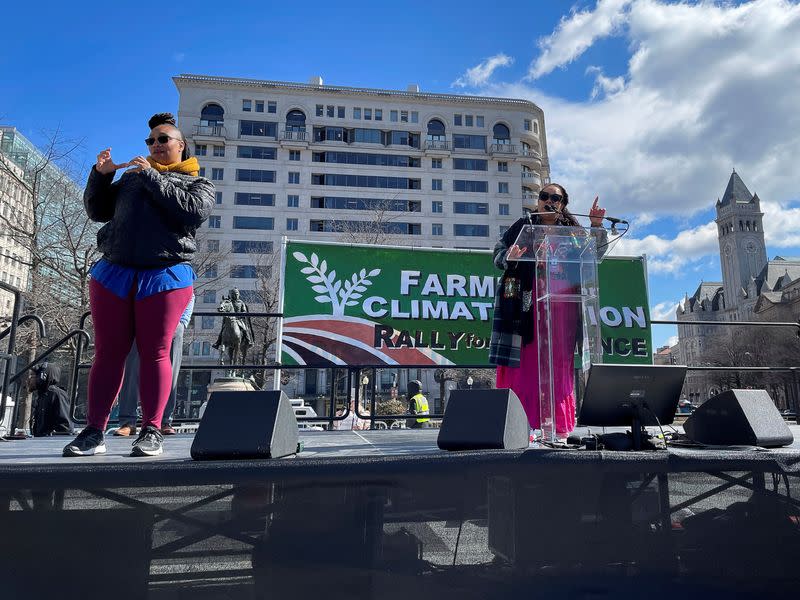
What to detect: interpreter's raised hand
<box><xmin>95</xmin><ymin>148</ymin><xmax>129</xmax><ymax>175</ymax></box>
<box><xmin>125</xmin><ymin>156</ymin><xmax>152</xmax><ymax>174</ymax></box>
<box><xmin>589</xmin><ymin>196</ymin><xmax>606</xmax><ymax>227</ymax></box>
<box><xmin>507</xmin><ymin>244</ymin><xmax>528</xmax><ymax>260</ymax></box>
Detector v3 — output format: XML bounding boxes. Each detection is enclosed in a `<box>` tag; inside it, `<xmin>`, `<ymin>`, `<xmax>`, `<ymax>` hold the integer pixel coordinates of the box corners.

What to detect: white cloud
<box><xmin>609</xmin><ymin>221</ymin><xmax>719</xmax><ymax>274</ymax></box>
<box><xmin>477</xmin><ymin>0</ymin><xmax>800</xmax><ymax>272</ymax></box>
<box><xmin>650</xmin><ymin>300</ymin><xmax>680</xmax><ymax>321</ymax></box>
<box><xmin>452</xmin><ymin>53</ymin><xmax>514</xmax><ymax>88</ymax></box>
<box><xmin>665</xmin><ymin>335</ymin><xmax>678</xmax><ymax>347</ymax></box>
<box><xmin>586</xmin><ymin>66</ymin><xmax>625</xmax><ymax>99</ymax></box>
<box><xmin>529</xmin><ymin>0</ymin><xmax>632</xmax><ymax>79</ymax></box>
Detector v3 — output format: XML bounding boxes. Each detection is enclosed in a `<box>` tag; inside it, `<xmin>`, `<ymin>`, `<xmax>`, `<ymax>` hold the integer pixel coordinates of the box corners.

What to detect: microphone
<box><xmin>604</xmin><ymin>216</ymin><xmax>628</xmax><ymax>225</ymax></box>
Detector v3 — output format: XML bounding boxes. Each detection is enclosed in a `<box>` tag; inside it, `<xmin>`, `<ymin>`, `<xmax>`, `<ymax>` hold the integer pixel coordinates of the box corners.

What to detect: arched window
<box><xmin>200</xmin><ymin>103</ymin><xmax>224</xmax><ymax>127</ymax></box>
<box><xmin>426</xmin><ymin>119</ymin><xmax>446</xmax><ymax>141</ymax></box>
<box><xmin>493</xmin><ymin>123</ymin><xmax>510</xmax><ymax>144</ymax></box>
<box><xmin>754</xmin><ymin>222</ymin><xmax>758</xmax><ymax>232</ymax></box>
<box><xmin>746</xmin><ymin>221</ymin><xmax>751</xmax><ymax>231</ymax></box>
<box><xmin>286</xmin><ymin>109</ymin><xmax>306</xmax><ymax>131</ymax></box>
<box><xmin>739</xmin><ymin>220</ymin><xmax>744</xmax><ymax>231</ymax></box>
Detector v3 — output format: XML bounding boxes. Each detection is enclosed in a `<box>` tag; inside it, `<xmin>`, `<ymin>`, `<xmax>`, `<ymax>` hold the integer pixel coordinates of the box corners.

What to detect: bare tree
<box><xmin>0</xmin><ymin>127</ymin><xmax>94</xmax><ymax>427</ymax></box>
<box><xmin>329</xmin><ymin>196</ymin><xmax>417</xmax><ymax>246</ymax></box>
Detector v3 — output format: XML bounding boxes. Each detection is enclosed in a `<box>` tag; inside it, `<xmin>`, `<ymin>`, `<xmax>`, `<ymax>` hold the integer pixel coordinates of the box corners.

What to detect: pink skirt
<box><xmin>496</xmin><ymin>286</ymin><xmax>578</xmax><ymax>435</ymax></box>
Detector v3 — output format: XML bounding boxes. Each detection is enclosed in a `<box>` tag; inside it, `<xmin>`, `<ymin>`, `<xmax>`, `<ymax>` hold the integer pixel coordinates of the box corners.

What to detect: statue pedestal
<box><xmin>205</xmin><ymin>377</ymin><xmax>258</xmax><ymax>402</ymax></box>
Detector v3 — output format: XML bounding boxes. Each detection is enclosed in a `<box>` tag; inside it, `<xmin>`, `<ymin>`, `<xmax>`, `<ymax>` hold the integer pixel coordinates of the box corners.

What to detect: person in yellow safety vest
<box><xmin>406</xmin><ymin>380</ymin><xmax>430</xmax><ymax>429</ymax></box>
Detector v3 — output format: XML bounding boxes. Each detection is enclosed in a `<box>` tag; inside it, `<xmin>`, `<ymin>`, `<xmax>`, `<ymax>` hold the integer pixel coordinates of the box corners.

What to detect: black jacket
<box><xmin>30</xmin><ymin>363</ymin><xmax>72</xmax><ymax>437</ymax></box>
<box><xmin>84</xmin><ymin>166</ymin><xmax>214</xmax><ymax>268</ymax></box>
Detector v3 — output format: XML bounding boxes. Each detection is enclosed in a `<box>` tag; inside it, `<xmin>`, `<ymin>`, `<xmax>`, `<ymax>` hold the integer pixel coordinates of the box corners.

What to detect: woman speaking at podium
<box><xmin>63</xmin><ymin>113</ymin><xmax>214</xmax><ymax>458</ymax></box>
<box><xmin>489</xmin><ymin>183</ymin><xmax>606</xmax><ymax>440</ymax></box>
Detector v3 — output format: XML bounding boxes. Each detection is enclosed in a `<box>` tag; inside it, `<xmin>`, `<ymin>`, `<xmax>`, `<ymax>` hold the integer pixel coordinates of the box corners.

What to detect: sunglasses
<box><xmin>145</xmin><ymin>135</ymin><xmax>180</xmax><ymax>146</ymax></box>
<box><xmin>538</xmin><ymin>190</ymin><xmax>564</xmax><ymax>204</ymax></box>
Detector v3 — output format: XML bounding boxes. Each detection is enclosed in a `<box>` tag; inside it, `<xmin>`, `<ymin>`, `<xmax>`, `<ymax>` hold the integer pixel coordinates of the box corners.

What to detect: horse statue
<box><xmin>213</xmin><ymin>291</ymin><xmax>254</xmax><ymax>376</ymax></box>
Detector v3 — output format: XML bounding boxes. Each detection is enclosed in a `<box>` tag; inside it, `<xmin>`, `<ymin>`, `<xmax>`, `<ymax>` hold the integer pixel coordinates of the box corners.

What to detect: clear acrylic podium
<box><xmin>509</xmin><ymin>224</ymin><xmax>604</xmax><ymax>442</ymax></box>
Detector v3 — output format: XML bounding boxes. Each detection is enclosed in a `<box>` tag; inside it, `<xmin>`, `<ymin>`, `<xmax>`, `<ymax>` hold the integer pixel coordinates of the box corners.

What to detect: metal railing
<box><xmin>280</xmin><ymin>130</ymin><xmax>308</xmax><ymax>142</ymax></box>
<box><xmin>424</xmin><ymin>140</ymin><xmax>450</xmax><ymax>151</ymax></box>
<box><xmin>490</xmin><ymin>143</ymin><xmax>517</xmax><ymax>154</ymax></box>
<box><xmin>193</xmin><ymin>125</ymin><xmax>227</xmax><ymax>138</ymax></box>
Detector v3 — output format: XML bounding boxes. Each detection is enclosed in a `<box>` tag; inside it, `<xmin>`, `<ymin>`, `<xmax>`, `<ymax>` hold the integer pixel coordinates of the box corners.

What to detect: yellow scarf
<box><xmin>146</xmin><ymin>156</ymin><xmax>200</xmax><ymax>176</ymax></box>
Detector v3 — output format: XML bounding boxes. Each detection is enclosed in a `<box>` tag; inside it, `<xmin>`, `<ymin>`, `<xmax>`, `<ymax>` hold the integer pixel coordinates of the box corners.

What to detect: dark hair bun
<box><xmin>148</xmin><ymin>112</ymin><xmax>177</xmax><ymax>129</ymax></box>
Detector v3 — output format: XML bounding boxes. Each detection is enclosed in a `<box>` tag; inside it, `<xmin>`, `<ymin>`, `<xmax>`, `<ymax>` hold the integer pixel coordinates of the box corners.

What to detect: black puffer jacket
<box><xmin>84</xmin><ymin>166</ymin><xmax>215</xmax><ymax>268</ymax></box>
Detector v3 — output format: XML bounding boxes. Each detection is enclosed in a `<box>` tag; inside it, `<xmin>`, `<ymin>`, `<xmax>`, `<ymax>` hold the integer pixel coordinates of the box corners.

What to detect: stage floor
<box><xmin>3</xmin><ymin>426</ymin><xmax>800</xmax><ymax>599</ymax></box>
<box><xmin>3</xmin><ymin>424</ymin><xmax>800</xmax><ymax>464</ymax></box>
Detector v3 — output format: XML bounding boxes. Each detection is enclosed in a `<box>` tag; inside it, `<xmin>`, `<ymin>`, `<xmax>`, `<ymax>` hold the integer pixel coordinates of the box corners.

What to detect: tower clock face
<box><xmin>745</xmin><ymin>240</ymin><xmax>757</xmax><ymax>253</ymax></box>
<box><xmin>724</xmin><ymin>244</ymin><xmax>732</xmax><ymax>256</ymax></box>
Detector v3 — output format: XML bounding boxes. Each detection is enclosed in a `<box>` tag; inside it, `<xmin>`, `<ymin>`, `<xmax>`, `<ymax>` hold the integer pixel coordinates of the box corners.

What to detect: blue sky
<box><xmin>3</xmin><ymin>0</ymin><xmax>799</xmax><ymax>349</ymax></box>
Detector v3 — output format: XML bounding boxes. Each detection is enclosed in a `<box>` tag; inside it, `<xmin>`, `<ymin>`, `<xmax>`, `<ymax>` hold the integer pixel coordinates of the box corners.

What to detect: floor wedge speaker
<box><xmin>191</xmin><ymin>390</ymin><xmax>299</xmax><ymax>459</ymax></box>
<box><xmin>438</xmin><ymin>388</ymin><xmax>529</xmax><ymax>450</ymax></box>
<box><xmin>684</xmin><ymin>389</ymin><xmax>793</xmax><ymax>448</ymax></box>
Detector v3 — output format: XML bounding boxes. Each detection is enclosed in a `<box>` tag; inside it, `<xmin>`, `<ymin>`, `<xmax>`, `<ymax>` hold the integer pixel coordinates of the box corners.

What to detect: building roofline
<box><xmin>173</xmin><ymin>74</ymin><xmax>542</xmax><ymax>112</ymax></box>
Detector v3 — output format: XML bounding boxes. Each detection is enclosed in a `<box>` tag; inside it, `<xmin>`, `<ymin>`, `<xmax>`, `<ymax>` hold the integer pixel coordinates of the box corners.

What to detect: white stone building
<box><xmin>0</xmin><ymin>142</ymin><xmax>33</xmax><ymax>323</ymax></box>
<box><xmin>174</xmin><ymin>74</ymin><xmax>549</xmax><ymax>360</ymax></box>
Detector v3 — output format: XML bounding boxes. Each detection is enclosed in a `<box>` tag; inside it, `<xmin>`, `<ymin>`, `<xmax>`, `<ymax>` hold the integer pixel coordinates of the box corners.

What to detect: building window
<box><xmin>493</xmin><ymin>123</ymin><xmax>511</xmax><ymax>144</ymax></box>
<box><xmin>432</xmin><ymin>179</ymin><xmax>443</xmax><ymax>191</ymax></box>
<box><xmin>432</xmin><ymin>201</ymin><xmax>443</xmax><ymax>213</ymax></box>
<box><xmin>233</xmin><ymin>216</ymin><xmax>274</xmax><ymax>230</ymax></box>
<box><xmin>364</xmin><ymin>108</ymin><xmax>372</xmax><ymax>120</ymax></box>
<box><xmin>499</xmin><ymin>204</ymin><xmax>510</xmax><ymax>215</ymax></box>
<box><xmin>289</xmin><ymin>150</ymin><xmax>301</xmax><ymax>161</ymax></box>
<box><xmin>286</xmin><ymin>109</ymin><xmax>306</xmax><ymax>131</ymax></box>
<box><xmin>337</xmin><ymin>106</ymin><xmax>345</xmax><ymax>118</ymax></box>
<box><xmin>316</xmin><ymin>104</ymin><xmax>324</xmax><ymax>117</ymax></box>
<box><xmin>390</xmin><ymin>110</ymin><xmax>398</xmax><ymax>122</ymax></box>
<box><xmin>476</xmin><ymin>116</ymin><xmax>484</xmax><ymax>127</ymax></box>
<box><xmin>195</xmin><ymin>144</ymin><xmax>207</xmax><ymax>156</ymax></box>
<box><xmin>375</xmin><ymin>109</ymin><xmax>383</xmax><ymax>121</ymax></box>
<box><xmin>235</xmin><ymin>193</ymin><xmax>275</xmax><ymax>206</ymax></box>
<box><xmin>215</xmin><ymin>191</ymin><xmax>223</xmax><ymax>205</ymax></box>
<box><xmin>207</xmin><ymin>239</ymin><xmax>219</xmax><ymax>252</ymax></box>
<box><xmin>231</xmin><ymin>265</ymin><xmax>265</xmax><ymax>279</ymax></box>
<box><xmin>454</xmin><ymin>224</ymin><xmax>490</xmax><ymax>237</ymax></box>
<box><xmin>453</xmin><ymin>134</ymin><xmax>487</xmax><ymax>150</ymax></box>
<box><xmin>454</xmin><ymin>202</ymin><xmax>489</xmax><ymax>214</ymax></box>
<box><xmin>203</xmin><ymin>264</ymin><xmax>218</xmax><ymax>278</ymax></box>
<box><xmin>199</xmin><ymin>167</ymin><xmax>205</xmax><ymax>177</ymax></box>
<box><xmin>268</xmin><ymin>101</ymin><xmax>277</xmax><ymax>113</ymax></box>
<box><xmin>432</xmin><ymin>223</ymin><xmax>443</xmax><ymax>236</ymax></box>
<box><xmin>453</xmin><ymin>180</ymin><xmax>489</xmax><ymax>193</ymax></box>
<box><xmin>236</xmin><ymin>169</ymin><xmax>276</xmax><ymax>183</ymax></box>
<box><xmin>498</xmin><ymin>161</ymin><xmax>508</xmax><ymax>172</ymax></box>
<box><xmin>353</xmin><ymin>107</ymin><xmax>362</xmax><ymax>119</ymax></box>
<box><xmin>533</xmin><ymin>121</ymin><xmax>539</xmax><ymax>134</ymax></box>
<box><xmin>287</xmin><ymin>218</ymin><xmax>299</xmax><ymax>231</ymax></box>
<box><xmin>400</xmin><ymin>110</ymin><xmax>408</xmax><ymax>123</ymax></box>
<box><xmin>524</xmin><ymin>119</ymin><xmax>532</xmax><ymax>131</ymax></box>
<box><xmin>201</xmin><ymin>316</ymin><xmax>215</xmax><ymax>329</ymax></box>
<box><xmin>454</xmin><ymin>114</ymin><xmax>462</xmax><ymax>126</ymax></box>
<box><xmin>242</xmin><ymin>99</ymin><xmax>252</xmax><ymax>112</ymax></box>
<box><xmin>288</xmin><ymin>171</ymin><xmax>300</xmax><ymax>184</ymax></box>
<box><xmin>238</xmin><ymin>146</ymin><xmax>277</xmax><ymax>160</ymax></box>
<box><xmin>465</xmin><ymin>115</ymin><xmax>474</xmax><ymax>127</ymax></box>
<box><xmin>208</xmin><ymin>215</ymin><xmax>221</xmax><ymax>228</ymax></box>
<box><xmin>498</xmin><ymin>182</ymin><xmax>509</xmax><ymax>194</ymax></box>
<box><xmin>411</xmin><ymin>111</ymin><xmax>418</xmax><ymax>123</ymax></box>
<box><xmin>239</xmin><ymin>120</ymin><xmax>277</xmax><ymax>137</ymax></box>
<box><xmin>211</xmin><ymin>168</ymin><xmax>224</xmax><ymax>181</ymax></box>
<box><xmin>200</xmin><ymin>103</ymin><xmax>224</xmax><ymax>128</ymax></box>
<box><xmin>327</xmin><ymin>105</ymin><xmax>335</xmax><ymax>117</ymax></box>
<box><xmin>202</xmin><ymin>341</ymin><xmax>211</xmax><ymax>356</ymax></box>
<box><xmin>255</xmin><ymin>100</ymin><xmax>264</xmax><ymax>112</ymax></box>
<box><xmin>213</xmin><ymin>145</ymin><xmax>225</xmax><ymax>157</ymax></box>
<box><xmin>453</xmin><ymin>158</ymin><xmax>488</xmax><ymax>171</ymax></box>
<box><xmin>202</xmin><ymin>290</ymin><xmax>216</xmax><ymax>304</ymax></box>
<box><xmin>288</xmin><ymin>194</ymin><xmax>299</xmax><ymax>207</ymax></box>
<box><xmin>232</xmin><ymin>240</ymin><xmax>273</xmax><ymax>253</ymax></box>
<box><xmin>431</xmin><ymin>158</ymin><xmax>442</xmax><ymax>169</ymax></box>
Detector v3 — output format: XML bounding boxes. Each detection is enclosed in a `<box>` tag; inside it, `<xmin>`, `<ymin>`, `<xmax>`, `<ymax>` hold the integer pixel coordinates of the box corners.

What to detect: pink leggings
<box><xmin>87</xmin><ymin>279</ymin><xmax>193</xmax><ymax>430</ymax></box>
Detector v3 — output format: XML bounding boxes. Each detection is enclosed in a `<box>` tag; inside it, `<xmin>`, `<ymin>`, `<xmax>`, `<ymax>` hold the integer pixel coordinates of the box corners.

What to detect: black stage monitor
<box><xmin>579</xmin><ymin>364</ymin><xmax>687</xmax><ymax>449</ymax></box>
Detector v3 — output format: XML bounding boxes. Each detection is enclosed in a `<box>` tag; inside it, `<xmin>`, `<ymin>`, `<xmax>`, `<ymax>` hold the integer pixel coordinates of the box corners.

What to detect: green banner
<box><xmin>280</xmin><ymin>240</ymin><xmax>651</xmax><ymax>367</ymax></box>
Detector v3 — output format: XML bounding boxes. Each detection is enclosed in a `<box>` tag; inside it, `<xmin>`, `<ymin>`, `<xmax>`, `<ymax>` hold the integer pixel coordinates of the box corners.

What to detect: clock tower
<box><xmin>715</xmin><ymin>170</ymin><xmax>768</xmax><ymax>311</ymax></box>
